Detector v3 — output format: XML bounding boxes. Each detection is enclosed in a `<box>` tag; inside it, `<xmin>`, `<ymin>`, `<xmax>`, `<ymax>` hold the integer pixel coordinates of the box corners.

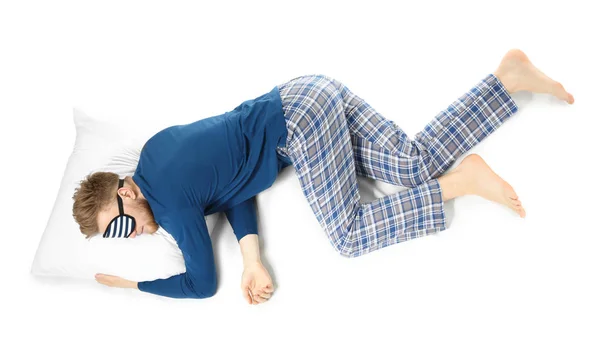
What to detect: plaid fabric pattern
<box><xmin>276</xmin><ymin>74</ymin><xmax>518</xmax><ymax>257</ymax></box>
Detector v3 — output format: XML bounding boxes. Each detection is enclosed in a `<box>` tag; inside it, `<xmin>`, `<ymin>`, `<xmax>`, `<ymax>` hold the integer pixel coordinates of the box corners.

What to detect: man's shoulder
<box><xmin>155</xmin><ymin>205</ymin><xmax>206</xmax><ymax>238</ymax></box>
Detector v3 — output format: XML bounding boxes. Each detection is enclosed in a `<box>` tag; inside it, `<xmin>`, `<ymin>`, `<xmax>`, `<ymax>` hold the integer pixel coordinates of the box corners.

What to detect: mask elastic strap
<box><xmin>117</xmin><ymin>178</ymin><xmax>125</xmax><ymax>215</ymax></box>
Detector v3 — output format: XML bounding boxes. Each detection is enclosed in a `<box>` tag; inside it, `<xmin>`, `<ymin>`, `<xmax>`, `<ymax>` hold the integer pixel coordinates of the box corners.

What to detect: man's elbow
<box><xmin>188</xmin><ymin>278</ymin><xmax>217</xmax><ymax>299</ymax></box>
<box><xmin>199</xmin><ymin>282</ymin><xmax>217</xmax><ymax>298</ymax></box>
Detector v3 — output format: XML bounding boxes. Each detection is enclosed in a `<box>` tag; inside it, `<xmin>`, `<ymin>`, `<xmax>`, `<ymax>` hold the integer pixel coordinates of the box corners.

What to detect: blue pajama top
<box><xmin>131</xmin><ymin>85</ymin><xmax>291</xmax><ymax>299</ymax></box>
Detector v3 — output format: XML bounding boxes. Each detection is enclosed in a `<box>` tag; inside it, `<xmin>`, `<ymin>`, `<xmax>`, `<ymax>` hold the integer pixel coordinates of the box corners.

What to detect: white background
<box><xmin>1</xmin><ymin>0</ymin><xmax>599</xmax><ymax>357</ymax></box>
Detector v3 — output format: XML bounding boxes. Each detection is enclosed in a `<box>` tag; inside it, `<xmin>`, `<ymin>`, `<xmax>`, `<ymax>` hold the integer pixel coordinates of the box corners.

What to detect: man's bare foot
<box><xmin>493</xmin><ymin>49</ymin><xmax>574</xmax><ymax>104</ymax></box>
<box><xmin>454</xmin><ymin>154</ymin><xmax>526</xmax><ymax>218</ymax></box>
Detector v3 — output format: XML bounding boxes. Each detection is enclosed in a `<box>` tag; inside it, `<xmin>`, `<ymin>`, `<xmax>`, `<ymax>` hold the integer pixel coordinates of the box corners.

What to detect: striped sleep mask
<box><xmin>103</xmin><ymin>178</ymin><xmax>136</xmax><ymax>238</ymax></box>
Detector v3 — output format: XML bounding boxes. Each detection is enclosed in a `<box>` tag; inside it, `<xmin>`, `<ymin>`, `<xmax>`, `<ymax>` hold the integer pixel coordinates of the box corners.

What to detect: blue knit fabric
<box><xmin>132</xmin><ymin>85</ymin><xmax>289</xmax><ymax>298</ymax></box>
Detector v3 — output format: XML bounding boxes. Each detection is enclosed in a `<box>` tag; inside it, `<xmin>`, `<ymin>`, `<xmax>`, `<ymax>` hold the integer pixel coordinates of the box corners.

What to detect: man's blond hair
<box><xmin>72</xmin><ymin>172</ymin><xmax>119</xmax><ymax>238</ymax></box>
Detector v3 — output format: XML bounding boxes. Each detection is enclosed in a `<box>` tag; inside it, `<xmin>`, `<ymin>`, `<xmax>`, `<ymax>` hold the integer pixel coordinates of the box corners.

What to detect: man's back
<box><xmin>132</xmin><ymin>84</ymin><xmax>289</xmax><ymax>219</ymax></box>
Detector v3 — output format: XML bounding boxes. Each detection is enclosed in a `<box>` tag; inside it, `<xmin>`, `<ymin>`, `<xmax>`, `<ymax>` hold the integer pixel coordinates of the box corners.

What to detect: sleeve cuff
<box><xmin>236</xmin><ymin>230</ymin><xmax>258</xmax><ymax>241</ymax></box>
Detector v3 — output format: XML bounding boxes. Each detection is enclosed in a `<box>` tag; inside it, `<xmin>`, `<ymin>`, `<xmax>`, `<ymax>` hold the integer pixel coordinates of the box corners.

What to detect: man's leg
<box><xmin>275</xmin><ymin>50</ymin><xmax>573</xmax><ymax>257</ymax></box>
<box><xmin>327</xmin><ymin>49</ymin><xmax>573</xmax><ymax>189</ymax></box>
<box><xmin>278</xmin><ymin>75</ymin><xmax>448</xmax><ymax>258</ymax></box>
<box><xmin>329</xmin><ymin>74</ymin><xmax>517</xmax><ymax>187</ymax></box>
<box><xmin>317</xmin><ymin>49</ymin><xmax>572</xmax><ymax>222</ymax></box>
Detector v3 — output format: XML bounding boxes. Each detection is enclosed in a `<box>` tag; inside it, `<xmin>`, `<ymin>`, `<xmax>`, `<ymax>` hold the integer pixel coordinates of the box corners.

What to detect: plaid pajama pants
<box><xmin>275</xmin><ymin>74</ymin><xmax>518</xmax><ymax>258</ymax></box>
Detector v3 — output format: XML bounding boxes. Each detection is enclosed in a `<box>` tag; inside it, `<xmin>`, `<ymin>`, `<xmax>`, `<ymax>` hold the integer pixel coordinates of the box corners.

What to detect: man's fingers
<box><xmin>243</xmin><ymin>282</ymin><xmax>274</xmax><ymax>305</ymax></box>
<box><xmin>95</xmin><ymin>274</ymin><xmax>109</xmax><ymax>283</ymax></box>
<box><xmin>241</xmin><ymin>284</ymin><xmax>252</xmax><ymax>304</ymax></box>
<box><xmin>252</xmin><ymin>294</ymin><xmax>267</xmax><ymax>304</ymax></box>
<box><xmin>243</xmin><ymin>289</ymin><xmax>252</xmax><ymax>304</ymax></box>
<box><xmin>256</xmin><ymin>290</ymin><xmax>271</xmax><ymax>299</ymax></box>
<box><xmin>252</xmin><ymin>290</ymin><xmax>270</xmax><ymax>301</ymax></box>
<box><xmin>96</xmin><ymin>273</ymin><xmax>115</xmax><ymax>278</ymax></box>
<box><xmin>243</xmin><ymin>287</ymin><xmax>252</xmax><ymax>304</ymax></box>
<box><xmin>97</xmin><ymin>278</ymin><xmax>115</xmax><ymax>287</ymax></box>
<box><xmin>96</xmin><ymin>278</ymin><xmax>111</xmax><ymax>287</ymax></box>
<box><xmin>96</xmin><ymin>274</ymin><xmax>115</xmax><ymax>282</ymax></box>
<box><xmin>95</xmin><ymin>274</ymin><xmax>126</xmax><ymax>288</ymax></box>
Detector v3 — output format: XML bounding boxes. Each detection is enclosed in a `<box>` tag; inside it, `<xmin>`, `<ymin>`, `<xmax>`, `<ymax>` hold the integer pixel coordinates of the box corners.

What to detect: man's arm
<box><xmin>224</xmin><ymin>197</ymin><xmax>276</xmax><ymax>304</ymax></box>
<box><xmin>136</xmin><ymin>207</ymin><xmax>218</xmax><ymax>299</ymax></box>
<box><xmin>225</xmin><ymin>197</ymin><xmax>263</xmax><ymax>264</ymax></box>
<box><xmin>224</xmin><ymin>196</ymin><xmax>258</xmax><ymax>242</ymax></box>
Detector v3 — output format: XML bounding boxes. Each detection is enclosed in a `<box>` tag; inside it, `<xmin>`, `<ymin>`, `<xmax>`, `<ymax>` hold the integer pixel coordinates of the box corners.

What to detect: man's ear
<box><xmin>118</xmin><ymin>187</ymin><xmax>137</xmax><ymax>200</ymax></box>
<box><xmin>129</xmin><ymin>187</ymin><xmax>138</xmax><ymax>200</ymax></box>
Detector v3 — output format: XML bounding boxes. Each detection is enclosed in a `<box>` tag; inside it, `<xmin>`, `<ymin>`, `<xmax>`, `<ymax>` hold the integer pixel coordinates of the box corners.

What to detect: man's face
<box><xmin>96</xmin><ymin>190</ymin><xmax>159</xmax><ymax>238</ymax></box>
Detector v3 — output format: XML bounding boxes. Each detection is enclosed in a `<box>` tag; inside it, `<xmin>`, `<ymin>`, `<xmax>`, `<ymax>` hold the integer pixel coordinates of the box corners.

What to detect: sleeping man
<box><xmin>72</xmin><ymin>85</ymin><xmax>286</xmax><ymax>304</ymax></box>
<box><xmin>72</xmin><ymin>49</ymin><xmax>574</xmax><ymax>304</ymax></box>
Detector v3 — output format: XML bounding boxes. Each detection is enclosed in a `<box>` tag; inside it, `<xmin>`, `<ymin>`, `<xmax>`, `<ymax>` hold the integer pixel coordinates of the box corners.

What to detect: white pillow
<box><xmin>30</xmin><ymin>108</ymin><xmax>220</xmax><ymax>282</ymax></box>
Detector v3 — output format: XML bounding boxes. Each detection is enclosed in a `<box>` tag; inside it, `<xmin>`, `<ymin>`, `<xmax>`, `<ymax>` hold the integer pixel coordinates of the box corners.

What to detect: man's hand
<box><xmin>241</xmin><ymin>261</ymin><xmax>274</xmax><ymax>305</ymax></box>
<box><xmin>95</xmin><ymin>273</ymin><xmax>138</xmax><ymax>289</ymax></box>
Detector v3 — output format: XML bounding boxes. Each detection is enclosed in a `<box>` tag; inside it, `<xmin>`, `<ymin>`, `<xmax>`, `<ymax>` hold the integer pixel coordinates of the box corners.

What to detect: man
<box><xmin>72</xmin><ymin>49</ymin><xmax>574</xmax><ymax>304</ymax></box>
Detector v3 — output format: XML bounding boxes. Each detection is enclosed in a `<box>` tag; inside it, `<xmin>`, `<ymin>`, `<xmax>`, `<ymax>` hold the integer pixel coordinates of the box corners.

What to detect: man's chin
<box><xmin>146</xmin><ymin>222</ymin><xmax>160</xmax><ymax>234</ymax></box>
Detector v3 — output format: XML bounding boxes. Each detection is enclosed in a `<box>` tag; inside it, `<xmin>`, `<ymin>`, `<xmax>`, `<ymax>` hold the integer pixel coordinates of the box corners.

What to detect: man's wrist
<box><xmin>239</xmin><ymin>234</ymin><xmax>261</xmax><ymax>266</ymax></box>
<box><xmin>243</xmin><ymin>259</ymin><xmax>262</xmax><ymax>268</ymax></box>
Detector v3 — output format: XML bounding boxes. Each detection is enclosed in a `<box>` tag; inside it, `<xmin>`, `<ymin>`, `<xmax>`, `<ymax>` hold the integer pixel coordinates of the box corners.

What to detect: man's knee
<box><xmin>331</xmin><ymin>237</ymin><xmax>358</xmax><ymax>258</ymax></box>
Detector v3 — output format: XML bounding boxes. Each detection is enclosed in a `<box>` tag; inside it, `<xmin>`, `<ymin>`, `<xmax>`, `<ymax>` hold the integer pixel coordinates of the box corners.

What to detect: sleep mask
<box><xmin>103</xmin><ymin>178</ymin><xmax>136</xmax><ymax>238</ymax></box>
